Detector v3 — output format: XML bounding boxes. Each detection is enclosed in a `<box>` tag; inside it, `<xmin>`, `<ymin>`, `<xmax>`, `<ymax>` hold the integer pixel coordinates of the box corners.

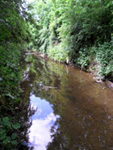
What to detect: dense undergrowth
<box><xmin>0</xmin><ymin>0</ymin><xmax>34</xmax><ymax>149</ymax></box>
<box><xmin>28</xmin><ymin>0</ymin><xmax>113</xmax><ymax>80</ymax></box>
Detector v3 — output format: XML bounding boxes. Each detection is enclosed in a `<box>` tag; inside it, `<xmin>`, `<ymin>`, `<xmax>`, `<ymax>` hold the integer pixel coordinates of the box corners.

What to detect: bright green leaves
<box><xmin>30</xmin><ymin>0</ymin><xmax>113</xmax><ymax>79</ymax></box>
<box><xmin>48</xmin><ymin>44</ymin><xmax>69</xmax><ymax>62</ymax></box>
<box><xmin>31</xmin><ymin>0</ymin><xmax>113</xmax><ymax>57</ymax></box>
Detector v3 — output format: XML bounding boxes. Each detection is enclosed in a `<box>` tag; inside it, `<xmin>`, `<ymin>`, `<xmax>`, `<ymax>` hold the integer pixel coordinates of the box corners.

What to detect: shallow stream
<box><xmin>21</xmin><ymin>56</ymin><xmax>113</xmax><ymax>150</ymax></box>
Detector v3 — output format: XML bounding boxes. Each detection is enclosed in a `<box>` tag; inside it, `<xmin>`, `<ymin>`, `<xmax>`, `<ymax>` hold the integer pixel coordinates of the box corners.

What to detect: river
<box><xmin>21</xmin><ymin>55</ymin><xmax>113</xmax><ymax>150</ymax></box>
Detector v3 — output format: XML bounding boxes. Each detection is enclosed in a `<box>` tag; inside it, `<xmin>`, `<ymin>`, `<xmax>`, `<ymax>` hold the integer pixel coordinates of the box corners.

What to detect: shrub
<box><xmin>96</xmin><ymin>42</ymin><xmax>113</xmax><ymax>77</ymax></box>
<box><xmin>47</xmin><ymin>44</ymin><xmax>68</xmax><ymax>62</ymax></box>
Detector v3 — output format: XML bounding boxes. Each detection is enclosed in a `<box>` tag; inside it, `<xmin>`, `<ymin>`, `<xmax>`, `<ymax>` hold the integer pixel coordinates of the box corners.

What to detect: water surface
<box><xmin>29</xmin><ymin>95</ymin><xmax>59</xmax><ymax>150</ymax></box>
<box><xmin>21</xmin><ymin>56</ymin><xmax>113</xmax><ymax>150</ymax></box>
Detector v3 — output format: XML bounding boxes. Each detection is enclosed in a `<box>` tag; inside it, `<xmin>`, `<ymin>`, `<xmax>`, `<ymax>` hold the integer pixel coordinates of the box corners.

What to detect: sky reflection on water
<box><xmin>29</xmin><ymin>94</ymin><xmax>59</xmax><ymax>150</ymax></box>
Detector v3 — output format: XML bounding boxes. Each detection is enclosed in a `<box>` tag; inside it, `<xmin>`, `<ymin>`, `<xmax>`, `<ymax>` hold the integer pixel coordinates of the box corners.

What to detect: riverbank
<box><xmin>27</xmin><ymin>0</ymin><xmax>113</xmax><ymax>86</ymax></box>
<box><xmin>31</xmin><ymin>51</ymin><xmax>113</xmax><ymax>89</ymax></box>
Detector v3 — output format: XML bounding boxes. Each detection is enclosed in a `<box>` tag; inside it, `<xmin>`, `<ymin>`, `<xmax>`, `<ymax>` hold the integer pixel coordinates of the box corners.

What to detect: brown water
<box><xmin>21</xmin><ymin>56</ymin><xmax>113</xmax><ymax>150</ymax></box>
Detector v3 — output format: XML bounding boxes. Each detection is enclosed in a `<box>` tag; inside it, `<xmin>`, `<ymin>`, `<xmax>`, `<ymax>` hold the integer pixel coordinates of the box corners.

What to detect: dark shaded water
<box><xmin>21</xmin><ymin>56</ymin><xmax>113</xmax><ymax>150</ymax></box>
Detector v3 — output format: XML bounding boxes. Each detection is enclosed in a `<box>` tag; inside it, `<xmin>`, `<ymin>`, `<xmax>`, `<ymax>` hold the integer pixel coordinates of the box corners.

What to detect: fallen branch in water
<box><xmin>42</xmin><ymin>85</ymin><xmax>57</xmax><ymax>90</ymax></box>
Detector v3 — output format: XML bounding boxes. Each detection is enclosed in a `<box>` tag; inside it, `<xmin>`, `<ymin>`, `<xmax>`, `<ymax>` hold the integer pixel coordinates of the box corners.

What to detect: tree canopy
<box><xmin>29</xmin><ymin>0</ymin><xmax>113</xmax><ymax>78</ymax></box>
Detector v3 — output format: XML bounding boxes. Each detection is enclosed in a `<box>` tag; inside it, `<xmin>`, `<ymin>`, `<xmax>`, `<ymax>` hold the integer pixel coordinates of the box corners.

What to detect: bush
<box><xmin>96</xmin><ymin>42</ymin><xmax>113</xmax><ymax>77</ymax></box>
<box><xmin>47</xmin><ymin>44</ymin><xmax>68</xmax><ymax>62</ymax></box>
<box><xmin>76</xmin><ymin>48</ymin><xmax>91</xmax><ymax>69</ymax></box>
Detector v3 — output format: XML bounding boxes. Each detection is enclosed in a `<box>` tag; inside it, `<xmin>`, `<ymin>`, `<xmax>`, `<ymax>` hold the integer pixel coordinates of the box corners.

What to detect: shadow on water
<box><xmin>22</xmin><ymin>55</ymin><xmax>113</xmax><ymax>150</ymax></box>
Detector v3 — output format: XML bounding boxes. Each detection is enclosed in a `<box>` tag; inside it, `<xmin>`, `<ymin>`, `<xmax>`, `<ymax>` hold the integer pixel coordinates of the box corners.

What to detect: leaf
<box><xmin>12</xmin><ymin>123</ymin><xmax>20</xmax><ymax>129</ymax></box>
<box><xmin>6</xmin><ymin>93</ymin><xmax>15</xmax><ymax>99</ymax></box>
<box><xmin>3</xmin><ymin>136</ymin><xmax>11</xmax><ymax>144</ymax></box>
<box><xmin>11</xmin><ymin>133</ymin><xmax>17</xmax><ymax>140</ymax></box>
<box><xmin>0</xmin><ymin>130</ymin><xmax>6</xmax><ymax>135</ymax></box>
<box><xmin>11</xmin><ymin>140</ymin><xmax>18</xmax><ymax>145</ymax></box>
<box><xmin>3</xmin><ymin>117</ymin><xmax>9</xmax><ymax>122</ymax></box>
<box><xmin>0</xmin><ymin>133</ymin><xmax>6</xmax><ymax>140</ymax></box>
<box><xmin>2</xmin><ymin>117</ymin><xmax>11</xmax><ymax>128</ymax></box>
<box><xmin>3</xmin><ymin>139</ymin><xmax>9</xmax><ymax>144</ymax></box>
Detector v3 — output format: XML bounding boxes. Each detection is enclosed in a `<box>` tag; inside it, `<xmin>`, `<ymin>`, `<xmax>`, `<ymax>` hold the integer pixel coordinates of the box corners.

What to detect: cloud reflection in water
<box><xmin>29</xmin><ymin>95</ymin><xmax>59</xmax><ymax>150</ymax></box>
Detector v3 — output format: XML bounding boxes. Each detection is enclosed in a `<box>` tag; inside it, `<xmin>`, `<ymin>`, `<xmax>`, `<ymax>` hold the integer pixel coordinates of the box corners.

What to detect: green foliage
<box><xmin>56</xmin><ymin>0</ymin><xmax>113</xmax><ymax>60</ymax></box>
<box><xmin>75</xmin><ymin>40</ymin><xmax>113</xmax><ymax>78</ymax></box>
<box><xmin>95</xmin><ymin>41</ymin><xmax>113</xmax><ymax>77</ymax></box>
<box><xmin>39</xmin><ymin>27</ymin><xmax>50</xmax><ymax>53</ymax></box>
<box><xmin>76</xmin><ymin>48</ymin><xmax>91</xmax><ymax>69</ymax></box>
<box><xmin>27</xmin><ymin>22</ymin><xmax>39</xmax><ymax>50</ymax></box>
<box><xmin>29</xmin><ymin>0</ymin><xmax>113</xmax><ymax>72</ymax></box>
<box><xmin>0</xmin><ymin>0</ymin><xmax>32</xmax><ymax>149</ymax></box>
<box><xmin>0</xmin><ymin>117</ymin><xmax>20</xmax><ymax>149</ymax></box>
<box><xmin>0</xmin><ymin>0</ymin><xmax>29</xmax><ymax>102</ymax></box>
<box><xmin>48</xmin><ymin>44</ymin><xmax>68</xmax><ymax>62</ymax></box>
<box><xmin>16</xmin><ymin>0</ymin><xmax>113</xmax><ymax>78</ymax></box>
<box><xmin>0</xmin><ymin>0</ymin><xmax>29</xmax><ymax>44</ymax></box>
